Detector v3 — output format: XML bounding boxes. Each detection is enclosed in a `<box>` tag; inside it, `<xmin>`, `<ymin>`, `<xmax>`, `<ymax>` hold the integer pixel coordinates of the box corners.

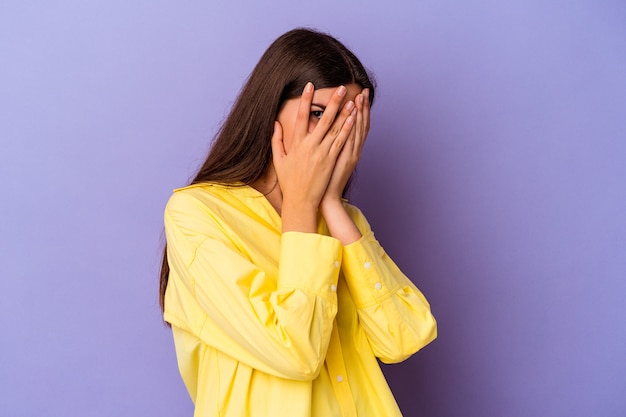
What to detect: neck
<box><xmin>251</xmin><ymin>165</ymin><xmax>283</xmax><ymax>215</ymax></box>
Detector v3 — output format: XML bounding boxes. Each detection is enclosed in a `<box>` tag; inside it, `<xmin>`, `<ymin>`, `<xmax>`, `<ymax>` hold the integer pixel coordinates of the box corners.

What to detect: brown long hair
<box><xmin>159</xmin><ymin>28</ymin><xmax>376</xmax><ymax>316</ymax></box>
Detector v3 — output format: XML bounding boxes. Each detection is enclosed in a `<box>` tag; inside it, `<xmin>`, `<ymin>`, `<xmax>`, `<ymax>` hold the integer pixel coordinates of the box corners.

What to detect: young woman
<box><xmin>160</xmin><ymin>28</ymin><xmax>437</xmax><ymax>417</ymax></box>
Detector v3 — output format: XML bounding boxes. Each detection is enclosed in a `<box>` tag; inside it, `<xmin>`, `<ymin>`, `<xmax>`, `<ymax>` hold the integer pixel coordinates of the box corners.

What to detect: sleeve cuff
<box><xmin>278</xmin><ymin>232</ymin><xmax>343</xmax><ymax>297</ymax></box>
<box><xmin>341</xmin><ymin>231</ymin><xmax>400</xmax><ymax>307</ymax></box>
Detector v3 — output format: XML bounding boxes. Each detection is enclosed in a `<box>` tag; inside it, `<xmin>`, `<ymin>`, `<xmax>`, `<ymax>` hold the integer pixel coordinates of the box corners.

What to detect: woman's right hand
<box><xmin>272</xmin><ymin>82</ymin><xmax>356</xmax><ymax>233</ymax></box>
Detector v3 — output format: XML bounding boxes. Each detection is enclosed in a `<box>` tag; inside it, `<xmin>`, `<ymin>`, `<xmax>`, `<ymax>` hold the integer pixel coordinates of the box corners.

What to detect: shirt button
<box><xmin>330</xmin><ymin>284</ymin><xmax>337</xmax><ymax>292</ymax></box>
<box><xmin>334</xmin><ymin>261</ymin><xmax>340</xmax><ymax>268</ymax></box>
<box><xmin>374</xmin><ymin>282</ymin><xmax>382</xmax><ymax>290</ymax></box>
<box><xmin>336</xmin><ymin>375</ymin><xmax>343</xmax><ymax>382</ymax></box>
<box><xmin>364</xmin><ymin>262</ymin><xmax>371</xmax><ymax>269</ymax></box>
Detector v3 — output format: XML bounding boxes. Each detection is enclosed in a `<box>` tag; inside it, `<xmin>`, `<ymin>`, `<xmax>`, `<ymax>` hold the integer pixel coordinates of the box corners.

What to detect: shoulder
<box><xmin>164</xmin><ymin>182</ymin><xmax>269</xmax><ymax>230</ymax></box>
<box><xmin>165</xmin><ymin>182</ymin><xmax>245</xmax><ymax>213</ymax></box>
<box><xmin>169</xmin><ymin>182</ymin><xmax>232</xmax><ymax>201</ymax></box>
<box><xmin>164</xmin><ymin>183</ymin><xmax>238</xmax><ymax>227</ymax></box>
<box><xmin>165</xmin><ymin>183</ymin><xmax>212</xmax><ymax>218</ymax></box>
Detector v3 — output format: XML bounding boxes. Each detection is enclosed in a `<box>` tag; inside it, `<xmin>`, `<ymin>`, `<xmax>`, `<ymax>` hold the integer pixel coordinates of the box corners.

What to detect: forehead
<box><xmin>312</xmin><ymin>83</ymin><xmax>362</xmax><ymax>105</ymax></box>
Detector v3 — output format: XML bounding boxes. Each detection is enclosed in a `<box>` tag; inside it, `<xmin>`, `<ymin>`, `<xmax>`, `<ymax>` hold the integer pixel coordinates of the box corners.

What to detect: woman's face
<box><xmin>276</xmin><ymin>83</ymin><xmax>363</xmax><ymax>153</ymax></box>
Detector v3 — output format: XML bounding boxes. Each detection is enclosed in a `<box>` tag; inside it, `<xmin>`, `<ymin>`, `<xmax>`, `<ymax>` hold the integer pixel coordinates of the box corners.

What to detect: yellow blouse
<box><xmin>163</xmin><ymin>183</ymin><xmax>437</xmax><ymax>417</ymax></box>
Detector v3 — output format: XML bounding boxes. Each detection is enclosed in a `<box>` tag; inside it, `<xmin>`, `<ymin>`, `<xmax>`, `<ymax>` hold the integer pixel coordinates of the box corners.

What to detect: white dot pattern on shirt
<box><xmin>330</xmin><ymin>284</ymin><xmax>337</xmax><ymax>292</ymax></box>
<box><xmin>336</xmin><ymin>375</ymin><xmax>343</xmax><ymax>382</ymax></box>
<box><xmin>334</xmin><ymin>260</ymin><xmax>340</xmax><ymax>268</ymax></box>
<box><xmin>374</xmin><ymin>282</ymin><xmax>382</xmax><ymax>290</ymax></box>
<box><xmin>364</xmin><ymin>262</ymin><xmax>371</xmax><ymax>269</ymax></box>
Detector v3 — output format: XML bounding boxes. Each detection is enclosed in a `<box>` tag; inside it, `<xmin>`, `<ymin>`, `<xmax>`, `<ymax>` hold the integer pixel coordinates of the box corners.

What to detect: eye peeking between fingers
<box><xmin>309</xmin><ymin>107</ymin><xmax>325</xmax><ymax>132</ymax></box>
<box><xmin>310</xmin><ymin>109</ymin><xmax>324</xmax><ymax>120</ymax></box>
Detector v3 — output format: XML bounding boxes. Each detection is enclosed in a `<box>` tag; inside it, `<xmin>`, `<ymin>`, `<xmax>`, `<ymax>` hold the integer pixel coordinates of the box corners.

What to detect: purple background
<box><xmin>2</xmin><ymin>1</ymin><xmax>625</xmax><ymax>416</ymax></box>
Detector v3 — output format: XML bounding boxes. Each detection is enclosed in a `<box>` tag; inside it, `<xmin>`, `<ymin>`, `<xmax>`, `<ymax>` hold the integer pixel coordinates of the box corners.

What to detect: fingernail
<box><xmin>305</xmin><ymin>82</ymin><xmax>313</xmax><ymax>93</ymax></box>
<box><xmin>346</xmin><ymin>101</ymin><xmax>355</xmax><ymax>111</ymax></box>
<box><xmin>337</xmin><ymin>86</ymin><xmax>346</xmax><ymax>96</ymax></box>
<box><xmin>357</xmin><ymin>95</ymin><xmax>364</xmax><ymax>105</ymax></box>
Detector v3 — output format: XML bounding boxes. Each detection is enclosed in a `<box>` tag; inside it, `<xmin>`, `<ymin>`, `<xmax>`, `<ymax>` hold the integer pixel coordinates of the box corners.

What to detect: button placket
<box><xmin>326</xmin><ymin>324</ymin><xmax>357</xmax><ymax>416</ymax></box>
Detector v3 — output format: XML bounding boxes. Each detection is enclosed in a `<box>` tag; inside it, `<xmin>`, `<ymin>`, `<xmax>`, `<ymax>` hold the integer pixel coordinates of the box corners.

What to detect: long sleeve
<box><xmin>164</xmin><ymin>190</ymin><xmax>342</xmax><ymax>380</ymax></box>
<box><xmin>341</xmin><ymin>204</ymin><xmax>437</xmax><ymax>363</ymax></box>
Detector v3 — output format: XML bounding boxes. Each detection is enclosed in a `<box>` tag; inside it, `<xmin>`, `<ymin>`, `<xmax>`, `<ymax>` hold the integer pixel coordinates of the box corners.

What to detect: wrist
<box><xmin>281</xmin><ymin>199</ymin><xmax>318</xmax><ymax>234</ymax></box>
<box><xmin>319</xmin><ymin>200</ymin><xmax>362</xmax><ymax>245</ymax></box>
<box><xmin>319</xmin><ymin>195</ymin><xmax>344</xmax><ymax>215</ymax></box>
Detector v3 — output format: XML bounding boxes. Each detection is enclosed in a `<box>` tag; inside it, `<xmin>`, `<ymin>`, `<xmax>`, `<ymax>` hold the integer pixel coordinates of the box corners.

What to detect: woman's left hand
<box><xmin>320</xmin><ymin>88</ymin><xmax>370</xmax><ymax>207</ymax></box>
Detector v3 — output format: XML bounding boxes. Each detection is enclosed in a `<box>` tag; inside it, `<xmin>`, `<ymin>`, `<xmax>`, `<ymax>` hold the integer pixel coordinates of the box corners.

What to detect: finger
<box><xmin>362</xmin><ymin>88</ymin><xmax>371</xmax><ymax>134</ymax></box>
<box><xmin>295</xmin><ymin>82</ymin><xmax>315</xmax><ymax>141</ymax></box>
<box><xmin>320</xmin><ymin>98</ymin><xmax>355</xmax><ymax>145</ymax></box>
<box><xmin>353</xmin><ymin>95</ymin><xmax>365</xmax><ymax>155</ymax></box>
<box><xmin>344</xmin><ymin>108</ymin><xmax>358</xmax><ymax>155</ymax></box>
<box><xmin>312</xmin><ymin>85</ymin><xmax>348</xmax><ymax>138</ymax></box>
<box><xmin>270</xmin><ymin>121</ymin><xmax>285</xmax><ymax>163</ymax></box>
<box><xmin>327</xmin><ymin>108</ymin><xmax>356</xmax><ymax>156</ymax></box>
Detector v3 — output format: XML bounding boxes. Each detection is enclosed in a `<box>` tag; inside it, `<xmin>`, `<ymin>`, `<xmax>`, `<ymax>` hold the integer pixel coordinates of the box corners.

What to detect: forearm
<box><xmin>319</xmin><ymin>198</ymin><xmax>362</xmax><ymax>245</ymax></box>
